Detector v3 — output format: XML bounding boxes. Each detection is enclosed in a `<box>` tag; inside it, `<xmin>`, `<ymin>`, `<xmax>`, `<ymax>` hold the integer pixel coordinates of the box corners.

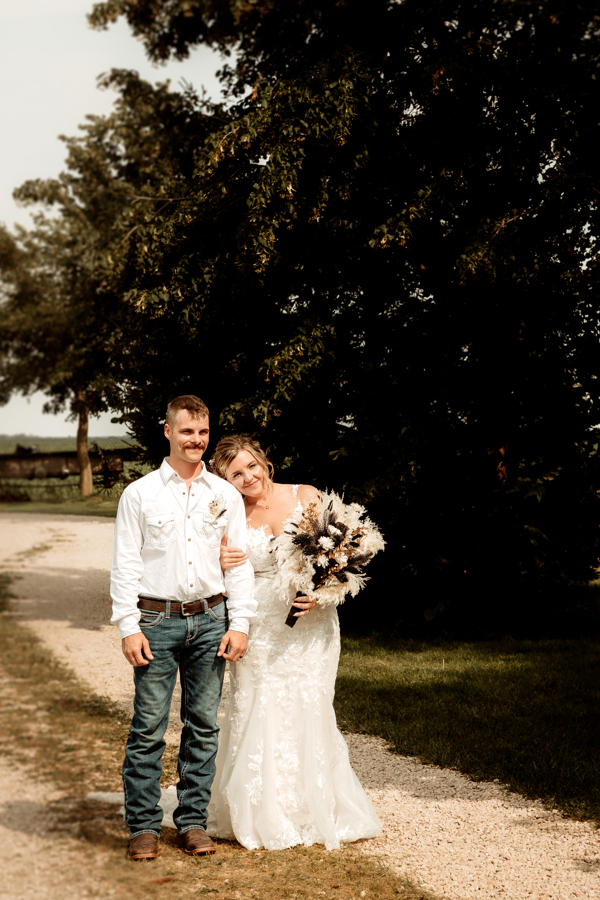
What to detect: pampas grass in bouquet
<box><xmin>276</xmin><ymin>490</ymin><xmax>385</xmax><ymax>627</ymax></box>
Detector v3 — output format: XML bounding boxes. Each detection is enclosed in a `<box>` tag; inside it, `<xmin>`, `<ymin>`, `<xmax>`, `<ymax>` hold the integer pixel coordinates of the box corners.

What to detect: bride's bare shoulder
<box><xmin>295</xmin><ymin>484</ymin><xmax>319</xmax><ymax>506</ymax></box>
<box><xmin>272</xmin><ymin>482</ymin><xmax>319</xmax><ymax>507</ymax></box>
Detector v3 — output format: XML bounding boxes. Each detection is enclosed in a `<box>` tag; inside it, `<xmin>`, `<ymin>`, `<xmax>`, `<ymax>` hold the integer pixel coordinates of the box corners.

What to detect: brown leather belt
<box><xmin>137</xmin><ymin>593</ymin><xmax>225</xmax><ymax>617</ymax></box>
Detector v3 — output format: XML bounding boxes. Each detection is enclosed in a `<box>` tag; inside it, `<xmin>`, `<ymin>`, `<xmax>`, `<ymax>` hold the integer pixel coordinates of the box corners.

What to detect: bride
<box><xmin>206</xmin><ymin>434</ymin><xmax>380</xmax><ymax>851</ymax></box>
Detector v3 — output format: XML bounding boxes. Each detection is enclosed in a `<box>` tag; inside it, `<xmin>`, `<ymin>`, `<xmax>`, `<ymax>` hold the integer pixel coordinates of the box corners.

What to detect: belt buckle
<box><xmin>180</xmin><ymin>601</ymin><xmax>195</xmax><ymax>617</ymax></box>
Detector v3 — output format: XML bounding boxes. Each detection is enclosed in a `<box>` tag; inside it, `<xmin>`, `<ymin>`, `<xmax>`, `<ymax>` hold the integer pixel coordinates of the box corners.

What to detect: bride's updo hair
<box><xmin>211</xmin><ymin>434</ymin><xmax>274</xmax><ymax>486</ymax></box>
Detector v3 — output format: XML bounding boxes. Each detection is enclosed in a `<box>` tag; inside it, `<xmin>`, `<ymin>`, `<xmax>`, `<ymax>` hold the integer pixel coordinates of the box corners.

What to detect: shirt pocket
<box><xmin>197</xmin><ymin>513</ymin><xmax>226</xmax><ymax>548</ymax></box>
<box><xmin>145</xmin><ymin>513</ymin><xmax>176</xmax><ymax>549</ymax></box>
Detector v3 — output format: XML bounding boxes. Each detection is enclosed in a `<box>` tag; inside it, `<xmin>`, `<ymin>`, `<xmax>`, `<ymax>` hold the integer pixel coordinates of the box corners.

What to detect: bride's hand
<box><xmin>220</xmin><ymin>535</ymin><xmax>248</xmax><ymax>570</ymax></box>
<box><xmin>292</xmin><ymin>595</ymin><xmax>318</xmax><ymax>617</ymax></box>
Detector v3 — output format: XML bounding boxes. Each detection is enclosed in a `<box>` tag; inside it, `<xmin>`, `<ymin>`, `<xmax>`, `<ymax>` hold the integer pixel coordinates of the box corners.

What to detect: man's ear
<box><xmin>164</xmin><ymin>422</ymin><xmax>170</xmax><ymax>440</ymax></box>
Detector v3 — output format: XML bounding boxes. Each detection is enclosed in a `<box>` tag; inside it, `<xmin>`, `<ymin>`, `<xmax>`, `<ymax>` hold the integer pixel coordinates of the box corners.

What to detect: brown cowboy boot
<box><xmin>128</xmin><ymin>832</ymin><xmax>159</xmax><ymax>861</ymax></box>
<box><xmin>176</xmin><ymin>828</ymin><xmax>217</xmax><ymax>856</ymax></box>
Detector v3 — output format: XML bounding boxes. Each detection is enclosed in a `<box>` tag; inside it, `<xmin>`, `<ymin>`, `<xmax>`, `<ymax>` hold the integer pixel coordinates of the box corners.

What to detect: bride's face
<box><xmin>225</xmin><ymin>449</ymin><xmax>266</xmax><ymax>498</ymax></box>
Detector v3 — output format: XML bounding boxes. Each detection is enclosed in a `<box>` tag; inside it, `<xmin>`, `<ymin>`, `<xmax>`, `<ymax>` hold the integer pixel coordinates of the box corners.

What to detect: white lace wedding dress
<box><xmin>206</xmin><ymin>486</ymin><xmax>381</xmax><ymax>851</ymax></box>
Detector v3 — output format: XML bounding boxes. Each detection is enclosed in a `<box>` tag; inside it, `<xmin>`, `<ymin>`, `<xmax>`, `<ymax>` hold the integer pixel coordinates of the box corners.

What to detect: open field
<box><xmin>0</xmin><ymin>496</ymin><xmax>120</xmax><ymax>517</ymax></box>
<box><xmin>0</xmin><ymin>434</ymin><xmax>140</xmax><ymax>503</ymax></box>
<box><xmin>0</xmin><ymin>434</ymin><xmax>132</xmax><ymax>454</ymax></box>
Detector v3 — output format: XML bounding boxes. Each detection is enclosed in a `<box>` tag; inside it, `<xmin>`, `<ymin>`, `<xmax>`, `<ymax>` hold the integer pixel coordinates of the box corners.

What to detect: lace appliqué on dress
<box><xmin>206</xmin><ymin>486</ymin><xmax>380</xmax><ymax>851</ymax></box>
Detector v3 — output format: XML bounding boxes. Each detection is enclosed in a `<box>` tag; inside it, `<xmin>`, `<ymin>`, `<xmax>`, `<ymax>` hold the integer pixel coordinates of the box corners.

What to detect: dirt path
<box><xmin>0</xmin><ymin>733</ymin><xmax>141</xmax><ymax>900</ymax></box>
<box><xmin>1</xmin><ymin>512</ymin><xmax>600</xmax><ymax>900</ymax></box>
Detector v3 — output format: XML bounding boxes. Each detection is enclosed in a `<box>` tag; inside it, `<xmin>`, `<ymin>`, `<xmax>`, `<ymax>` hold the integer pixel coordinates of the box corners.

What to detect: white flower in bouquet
<box><xmin>276</xmin><ymin>489</ymin><xmax>385</xmax><ymax>611</ymax></box>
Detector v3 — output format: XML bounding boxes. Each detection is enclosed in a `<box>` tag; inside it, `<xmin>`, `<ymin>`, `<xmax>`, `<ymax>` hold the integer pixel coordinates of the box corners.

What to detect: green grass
<box><xmin>0</xmin><ymin>495</ymin><xmax>119</xmax><ymax>517</ymax></box>
<box><xmin>0</xmin><ymin>433</ymin><xmax>132</xmax><ymax>454</ymax></box>
<box><xmin>0</xmin><ymin>433</ymin><xmax>140</xmax><ymax>505</ymax></box>
<box><xmin>335</xmin><ymin>635</ymin><xmax>600</xmax><ymax>822</ymax></box>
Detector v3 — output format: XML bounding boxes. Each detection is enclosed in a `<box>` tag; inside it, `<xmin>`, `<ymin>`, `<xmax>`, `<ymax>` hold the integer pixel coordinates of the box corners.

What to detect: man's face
<box><xmin>164</xmin><ymin>410</ymin><xmax>210</xmax><ymax>466</ymax></box>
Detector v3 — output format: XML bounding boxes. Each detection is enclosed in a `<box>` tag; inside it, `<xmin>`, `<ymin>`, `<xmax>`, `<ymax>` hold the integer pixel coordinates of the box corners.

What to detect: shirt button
<box><xmin>189</xmin><ymin>561</ymin><xmax>192</xmax><ymax>565</ymax></box>
<box><xmin>188</xmin><ymin>538</ymin><xmax>191</xmax><ymax>541</ymax></box>
<box><xmin>190</xmin><ymin>583</ymin><xmax>193</xmax><ymax>587</ymax></box>
<box><xmin>188</xmin><ymin>515</ymin><xmax>190</xmax><ymax>519</ymax></box>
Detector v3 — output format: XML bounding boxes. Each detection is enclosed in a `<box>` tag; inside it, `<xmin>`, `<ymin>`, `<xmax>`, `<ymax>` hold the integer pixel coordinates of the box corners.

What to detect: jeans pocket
<box><xmin>208</xmin><ymin>602</ymin><xmax>228</xmax><ymax>623</ymax></box>
<box><xmin>139</xmin><ymin>611</ymin><xmax>165</xmax><ymax>629</ymax></box>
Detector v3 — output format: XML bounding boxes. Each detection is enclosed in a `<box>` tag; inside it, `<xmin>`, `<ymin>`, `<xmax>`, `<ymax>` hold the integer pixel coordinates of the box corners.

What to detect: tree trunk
<box><xmin>76</xmin><ymin>395</ymin><xmax>93</xmax><ymax>497</ymax></box>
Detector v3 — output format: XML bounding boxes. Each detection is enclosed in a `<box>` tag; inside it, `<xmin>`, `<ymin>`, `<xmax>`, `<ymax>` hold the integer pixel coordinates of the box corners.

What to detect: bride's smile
<box><xmin>225</xmin><ymin>449</ymin><xmax>277</xmax><ymax>513</ymax></box>
<box><xmin>226</xmin><ymin>450</ymin><xmax>264</xmax><ymax>495</ymax></box>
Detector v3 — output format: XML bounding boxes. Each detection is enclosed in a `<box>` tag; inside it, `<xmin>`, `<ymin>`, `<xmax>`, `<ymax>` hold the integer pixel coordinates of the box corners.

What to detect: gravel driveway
<box><xmin>1</xmin><ymin>511</ymin><xmax>599</xmax><ymax>900</ymax></box>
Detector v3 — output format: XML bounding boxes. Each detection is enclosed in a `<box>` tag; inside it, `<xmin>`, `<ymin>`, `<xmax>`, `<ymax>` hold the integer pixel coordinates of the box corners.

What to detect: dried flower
<box><xmin>208</xmin><ymin>494</ymin><xmax>227</xmax><ymax>524</ymax></box>
<box><xmin>277</xmin><ymin>489</ymin><xmax>385</xmax><ymax>609</ymax></box>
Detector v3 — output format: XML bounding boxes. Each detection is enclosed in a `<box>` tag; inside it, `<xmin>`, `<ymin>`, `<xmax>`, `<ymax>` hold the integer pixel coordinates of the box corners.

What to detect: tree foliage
<box><xmin>7</xmin><ymin>0</ymin><xmax>600</xmax><ymax>628</ymax></box>
<box><xmin>0</xmin><ymin>213</ymin><xmax>118</xmax><ymax>494</ymax></box>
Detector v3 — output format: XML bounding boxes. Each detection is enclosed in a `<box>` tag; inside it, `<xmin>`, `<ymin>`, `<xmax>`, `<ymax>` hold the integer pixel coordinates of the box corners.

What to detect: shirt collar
<box><xmin>160</xmin><ymin>457</ymin><xmax>212</xmax><ymax>486</ymax></box>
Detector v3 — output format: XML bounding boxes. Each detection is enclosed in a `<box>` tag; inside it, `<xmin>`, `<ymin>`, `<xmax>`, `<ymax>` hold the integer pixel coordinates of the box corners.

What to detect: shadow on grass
<box><xmin>335</xmin><ymin>636</ymin><xmax>600</xmax><ymax>822</ymax></box>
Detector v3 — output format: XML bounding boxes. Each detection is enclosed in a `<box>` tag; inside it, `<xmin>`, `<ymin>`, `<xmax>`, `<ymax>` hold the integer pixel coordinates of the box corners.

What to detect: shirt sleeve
<box><xmin>223</xmin><ymin>490</ymin><xmax>257</xmax><ymax>634</ymax></box>
<box><xmin>110</xmin><ymin>488</ymin><xmax>145</xmax><ymax>640</ymax></box>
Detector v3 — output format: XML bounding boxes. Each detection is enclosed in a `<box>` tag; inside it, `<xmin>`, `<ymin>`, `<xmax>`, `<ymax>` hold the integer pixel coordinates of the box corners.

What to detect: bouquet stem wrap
<box><xmin>285</xmin><ymin>592</ymin><xmax>305</xmax><ymax>628</ymax></box>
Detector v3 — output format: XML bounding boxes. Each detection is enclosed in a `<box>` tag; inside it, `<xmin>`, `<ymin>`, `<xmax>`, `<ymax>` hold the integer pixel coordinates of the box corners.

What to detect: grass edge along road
<box><xmin>0</xmin><ymin>574</ymin><xmax>435</xmax><ymax>900</ymax></box>
<box><xmin>335</xmin><ymin>635</ymin><xmax>600</xmax><ymax>824</ymax></box>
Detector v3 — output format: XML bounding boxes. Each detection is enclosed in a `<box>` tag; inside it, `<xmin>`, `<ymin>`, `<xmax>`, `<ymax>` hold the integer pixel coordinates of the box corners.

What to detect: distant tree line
<box><xmin>1</xmin><ymin>0</ymin><xmax>600</xmax><ymax>633</ymax></box>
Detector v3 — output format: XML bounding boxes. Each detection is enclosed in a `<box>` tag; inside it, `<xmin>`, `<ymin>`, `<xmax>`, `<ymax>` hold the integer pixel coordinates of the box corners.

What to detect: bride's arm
<box><xmin>290</xmin><ymin>484</ymin><xmax>320</xmax><ymax>617</ymax></box>
<box><xmin>220</xmin><ymin>534</ymin><xmax>248</xmax><ymax>570</ymax></box>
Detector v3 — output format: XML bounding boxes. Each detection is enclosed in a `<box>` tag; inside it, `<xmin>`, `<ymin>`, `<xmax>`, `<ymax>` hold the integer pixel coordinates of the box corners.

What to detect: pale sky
<box><xmin>0</xmin><ymin>0</ymin><xmax>223</xmax><ymax>437</ymax></box>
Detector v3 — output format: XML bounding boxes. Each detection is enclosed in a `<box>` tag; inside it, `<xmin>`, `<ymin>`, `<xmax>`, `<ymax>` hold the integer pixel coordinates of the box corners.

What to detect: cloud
<box><xmin>0</xmin><ymin>0</ymin><xmax>97</xmax><ymax>21</ymax></box>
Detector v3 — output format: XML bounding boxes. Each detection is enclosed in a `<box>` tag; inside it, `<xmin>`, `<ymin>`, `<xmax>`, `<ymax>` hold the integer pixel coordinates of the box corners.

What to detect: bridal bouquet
<box><xmin>276</xmin><ymin>490</ymin><xmax>385</xmax><ymax>627</ymax></box>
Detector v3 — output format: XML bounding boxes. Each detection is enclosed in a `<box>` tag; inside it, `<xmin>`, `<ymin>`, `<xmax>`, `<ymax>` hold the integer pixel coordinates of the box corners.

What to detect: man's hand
<box><xmin>217</xmin><ymin>629</ymin><xmax>248</xmax><ymax>662</ymax></box>
<box><xmin>122</xmin><ymin>632</ymin><xmax>155</xmax><ymax>667</ymax></box>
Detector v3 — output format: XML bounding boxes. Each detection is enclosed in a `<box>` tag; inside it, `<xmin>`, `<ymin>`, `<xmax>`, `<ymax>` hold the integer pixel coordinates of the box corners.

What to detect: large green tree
<box><xmin>0</xmin><ymin>89</ymin><xmax>145</xmax><ymax>495</ymax></box>
<box><xmin>0</xmin><ymin>219</ymin><xmax>119</xmax><ymax>495</ymax></box>
<box><xmin>44</xmin><ymin>1</ymin><xmax>600</xmax><ymax>628</ymax></box>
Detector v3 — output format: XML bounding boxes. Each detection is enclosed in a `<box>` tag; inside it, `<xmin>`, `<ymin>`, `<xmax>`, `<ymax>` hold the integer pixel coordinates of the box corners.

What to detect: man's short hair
<box><xmin>166</xmin><ymin>395</ymin><xmax>210</xmax><ymax>428</ymax></box>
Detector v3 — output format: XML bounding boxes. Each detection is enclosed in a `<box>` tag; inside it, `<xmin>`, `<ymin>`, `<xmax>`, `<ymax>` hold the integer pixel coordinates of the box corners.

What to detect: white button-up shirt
<box><xmin>110</xmin><ymin>458</ymin><xmax>256</xmax><ymax>639</ymax></box>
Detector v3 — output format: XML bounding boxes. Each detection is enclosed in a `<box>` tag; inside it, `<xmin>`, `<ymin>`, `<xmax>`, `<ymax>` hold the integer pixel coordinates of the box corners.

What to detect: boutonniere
<box><xmin>208</xmin><ymin>494</ymin><xmax>227</xmax><ymax>524</ymax></box>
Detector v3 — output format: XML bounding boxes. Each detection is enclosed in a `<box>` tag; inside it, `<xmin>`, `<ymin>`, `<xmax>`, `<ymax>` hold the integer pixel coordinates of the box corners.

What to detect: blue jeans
<box><xmin>123</xmin><ymin>600</ymin><xmax>228</xmax><ymax>838</ymax></box>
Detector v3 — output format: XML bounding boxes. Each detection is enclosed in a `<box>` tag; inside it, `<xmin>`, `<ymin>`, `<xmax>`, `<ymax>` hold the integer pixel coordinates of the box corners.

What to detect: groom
<box><xmin>110</xmin><ymin>394</ymin><xmax>256</xmax><ymax>861</ymax></box>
